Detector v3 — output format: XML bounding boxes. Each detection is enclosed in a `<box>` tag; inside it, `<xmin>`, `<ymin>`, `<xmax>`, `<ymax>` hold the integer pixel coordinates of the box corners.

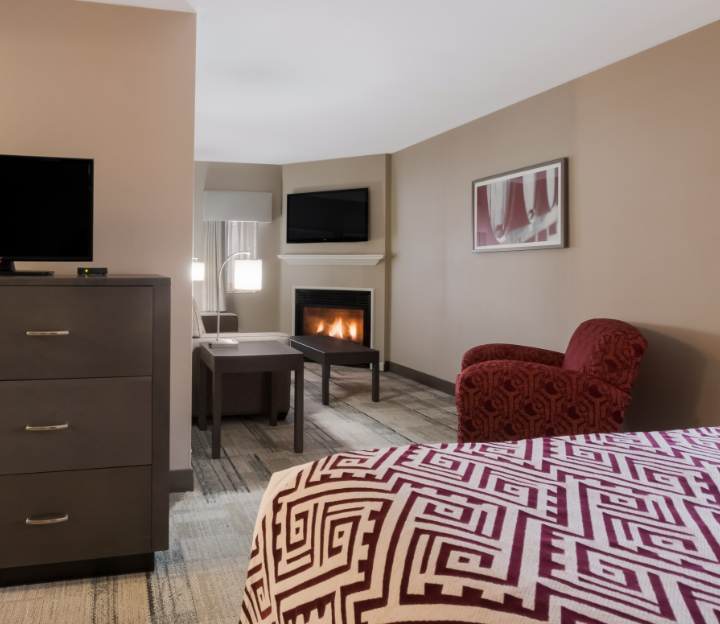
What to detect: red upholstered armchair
<box><xmin>456</xmin><ymin>319</ymin><xmax>647</xmax><ymax>443</ymax></box>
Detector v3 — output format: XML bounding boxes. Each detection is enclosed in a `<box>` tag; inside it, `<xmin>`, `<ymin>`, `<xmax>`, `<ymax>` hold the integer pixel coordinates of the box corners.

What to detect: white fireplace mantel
<box><xmin>278</xmin><ymin>254</ymin><xmax>384</xmax><ymax>266</ymax></box>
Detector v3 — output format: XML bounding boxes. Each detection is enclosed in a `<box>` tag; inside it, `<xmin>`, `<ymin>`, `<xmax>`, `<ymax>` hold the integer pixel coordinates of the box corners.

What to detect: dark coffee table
<box><xmin>198</xmin><ymin>341</ymin><xmax>304</xmax><ymax>458</ymax></box>
<box><xmin>290</xmin><ymin>335</ymin><xmax>379</xmax><ymax>405</ymax></box>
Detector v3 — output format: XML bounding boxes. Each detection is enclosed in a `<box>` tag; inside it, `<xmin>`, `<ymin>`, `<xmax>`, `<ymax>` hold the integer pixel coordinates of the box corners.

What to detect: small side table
<box><xmin>198</xmin><ymin>341</ymin><xmax>304</xmax><ymax>458</ymax></box>
<box><xmin>290</xmin><ymin>335</ymin><xmax>379</xmax><ymax>405</ymax></box>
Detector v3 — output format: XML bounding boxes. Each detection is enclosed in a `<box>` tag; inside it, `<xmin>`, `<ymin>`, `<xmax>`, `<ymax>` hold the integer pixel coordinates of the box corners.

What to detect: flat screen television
<box><xmin>0</xmin><ymin>154</ymin><xmax>93</xmax><ymax>275</ymax></box>
<box><xmin>287</xmin><ymin>188</ymin><xmax>369</xmax><ymax>244</ymax></box>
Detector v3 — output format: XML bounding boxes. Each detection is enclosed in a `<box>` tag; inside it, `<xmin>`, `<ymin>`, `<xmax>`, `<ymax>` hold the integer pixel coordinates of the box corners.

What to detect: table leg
<box><xmin>198</xmin><ymin>362</ymin><xmax>208</xmax><ymax>431</ymax></box>
<box><xmin>212</xmin><ymin>370</ymin><xmax>222</xmax><ymax>459</ymax></box>
<box><xmin>372</xmin><ymin>355</ymin><xmax>380</xmax><ymax>402</ymax></box>
<box><xmin>294</xmin><ymin>364</ymin><xmax>304</xmax><ymax>453</ymax></box>
<box><xmin>269</xmin><ymin>371</ymin><xmax>278</xmax><ymax>427</ymax></box>
<box><xmin>321</xmin><ymin>359</ymin><xmax>330</xmax><ymax>406</ymax></box>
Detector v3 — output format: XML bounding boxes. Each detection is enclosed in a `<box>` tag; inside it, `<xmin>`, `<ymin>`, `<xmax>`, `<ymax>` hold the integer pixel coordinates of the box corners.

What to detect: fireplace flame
<box><xmin>320</xmin><ymin>317</ymin><xmax>358</xmax><ymax>341</ymax></box>
<box><xmin>304</xmin><ymin>307</ymin><xmax>364</xmax><ymax>345</ymax></box>
<box><xmin>328</xmin><ymin>318</ymin><xmax>344</xmax><ymax>338</ymax></box>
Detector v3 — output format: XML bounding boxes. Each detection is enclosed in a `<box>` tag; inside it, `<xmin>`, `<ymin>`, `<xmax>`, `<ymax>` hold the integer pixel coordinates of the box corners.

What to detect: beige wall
<box><xmin>194</xmin><ymin>162</ymin><xmax>283</xmax><ymax>331</ymax></box>
<box><xmin>281</xmin><ymin>155</ymin><xmax>389</xmax><ymax>360</ymax></box>
<box><xmin>389</xmin><ymin>20</ymin><xmax>720</xmax><ymax>431</ymax></box>
<box><xmin>0</xmin><ymin>0</ymin><xmax>196</xmax><ymax>470</ymax></box>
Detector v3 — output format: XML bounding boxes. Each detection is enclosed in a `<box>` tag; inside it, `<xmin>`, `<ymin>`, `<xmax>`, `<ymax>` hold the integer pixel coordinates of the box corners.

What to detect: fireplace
<box><xmin>295</xmin><ymin>289</ymin><xmax>372</xmax><ymax>348</ymax></box>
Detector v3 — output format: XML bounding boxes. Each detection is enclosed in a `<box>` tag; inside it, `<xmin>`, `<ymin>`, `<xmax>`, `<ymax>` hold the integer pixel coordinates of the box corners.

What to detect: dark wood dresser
<box><xmin>0</xmin><ymin>275</ymin><xmax>170</xmax><ymax>585</ymax></box>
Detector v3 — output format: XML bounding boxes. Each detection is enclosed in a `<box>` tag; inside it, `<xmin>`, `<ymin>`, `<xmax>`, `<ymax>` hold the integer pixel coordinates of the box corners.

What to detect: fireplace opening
<box><xmin>295</xmin><ymin>289</ymin><xmax>371</xmax><ymax>349</ymax></box>
<box><xmin>303</xmin><ymin>307</ymin><xmax>364</xmax><ymax>345</ymax></box>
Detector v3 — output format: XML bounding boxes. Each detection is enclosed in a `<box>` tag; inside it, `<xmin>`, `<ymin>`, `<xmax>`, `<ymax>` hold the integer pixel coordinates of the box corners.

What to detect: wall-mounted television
<box><xmin>287</xmin><ymin>187</ymin><xmax>369</xmax><ymax>244</ymax></box>
<box><xmin>0</xmin><ymin>154</ymin><xmax>93</xmax><ymax>275</ymax></box>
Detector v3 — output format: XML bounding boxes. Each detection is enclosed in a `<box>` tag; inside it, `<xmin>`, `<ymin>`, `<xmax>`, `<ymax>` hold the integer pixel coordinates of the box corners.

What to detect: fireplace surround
<box><xmin>294</xmin><ymin>288</ymin><xmax>372</xmax><ymax>349</ymax></box>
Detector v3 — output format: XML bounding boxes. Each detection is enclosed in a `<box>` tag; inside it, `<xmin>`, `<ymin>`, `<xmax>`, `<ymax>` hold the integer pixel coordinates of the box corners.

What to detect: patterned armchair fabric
<box><xmin>461</xmin><ymin>343</ymin><xmax>565</xmax><ymax>370</ymax></box>
<box><xmin>562</xmin><ymin>318</ymin><xmax>648</xmax><ymax>394</ymax></box>
<box><xmin>456</xmin><ymin>319</ymin><xmax>647</xmax><ymax>443</ymax></box>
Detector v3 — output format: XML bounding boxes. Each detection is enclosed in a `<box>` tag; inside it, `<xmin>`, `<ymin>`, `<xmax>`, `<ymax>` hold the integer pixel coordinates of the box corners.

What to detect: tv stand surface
<box><xmin>0</xmin><ymin>270</ymin><xmax>54</xmax><ymax>276</ymax></box>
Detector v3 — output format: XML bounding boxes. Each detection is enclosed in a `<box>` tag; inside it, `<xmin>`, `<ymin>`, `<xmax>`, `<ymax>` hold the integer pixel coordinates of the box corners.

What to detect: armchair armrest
<box><xmin>461</xmin><ymin>344</ymin><xmax>564</xmax><ymax>370</ymax></box>
<box><xmin>201</xmin><ymin>312</ymin><xmax>238</xmax><ymax>333</ymax></box>
<box><xmin>455</xmin><ymin>360</ymin><xmax>630</xmax><ymax>444</ymax></box>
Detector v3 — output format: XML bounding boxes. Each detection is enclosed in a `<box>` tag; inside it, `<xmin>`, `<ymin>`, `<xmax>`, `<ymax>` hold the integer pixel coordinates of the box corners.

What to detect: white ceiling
<box><xmin>78</xmin><ymin>0</ymin><xmax>720</xmax><ymax>165</ymax></box>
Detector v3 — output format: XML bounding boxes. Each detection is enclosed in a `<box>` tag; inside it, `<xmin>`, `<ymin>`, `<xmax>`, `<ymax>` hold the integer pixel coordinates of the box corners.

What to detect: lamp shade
<box><xmin>192</xmin><ymin>261</ymin><xmax>205</xmax><ymax>281</ymax></box>
<box><xmin>233</xmin><ymin>259</ymin><xmax>262</xmax><ymax>291</ymax></box>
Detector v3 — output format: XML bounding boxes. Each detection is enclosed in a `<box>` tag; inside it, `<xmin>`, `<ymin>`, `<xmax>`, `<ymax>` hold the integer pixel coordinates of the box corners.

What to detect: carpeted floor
<box><xmin>0</xmin><ymin>364</ymin><xmax>458</xmax><ymax>624</ymax></box>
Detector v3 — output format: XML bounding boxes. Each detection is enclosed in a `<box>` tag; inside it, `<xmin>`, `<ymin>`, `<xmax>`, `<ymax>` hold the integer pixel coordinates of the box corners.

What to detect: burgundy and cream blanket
<box><xmin>240</xmin><ymin>428</ymin><xmax>720</xmax><ymax>624</ymax></box>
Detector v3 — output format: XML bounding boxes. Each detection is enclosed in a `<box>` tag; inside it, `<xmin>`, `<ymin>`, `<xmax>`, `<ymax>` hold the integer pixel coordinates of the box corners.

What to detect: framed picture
<box><xmin>472</xmin><ymin>157</ymin><xmax>567</xmax><ymax>252</ymax></box>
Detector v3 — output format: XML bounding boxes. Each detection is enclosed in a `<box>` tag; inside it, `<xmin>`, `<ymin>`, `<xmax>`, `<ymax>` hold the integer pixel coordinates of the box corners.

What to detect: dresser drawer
<box><xmin>0</xmin><ymin>467</ymin><xmax>151</xmax><ymax>569</ymax></box>
<box><xmin>0</xmin><ymin>286</ymin><xmax>152</xmax><ymax>380</ymax></box>
<box><xmin>0</xmin><ymin>377</ymin><xmax>152</xmax><ymax>475</ymax></box>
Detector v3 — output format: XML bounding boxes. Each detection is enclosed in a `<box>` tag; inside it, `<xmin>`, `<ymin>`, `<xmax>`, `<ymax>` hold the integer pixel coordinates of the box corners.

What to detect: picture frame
<box><xmin>472</xmin><ymin>157</ymin><xmax>568</xmax><ymax>252</ymax></box>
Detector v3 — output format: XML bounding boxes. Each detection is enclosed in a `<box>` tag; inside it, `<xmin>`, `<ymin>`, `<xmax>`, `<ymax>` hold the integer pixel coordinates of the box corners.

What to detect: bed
<box><xmin>240</xmin><ymin>428</ymin><xmax>720</xmax><ymax>624</ymax></box>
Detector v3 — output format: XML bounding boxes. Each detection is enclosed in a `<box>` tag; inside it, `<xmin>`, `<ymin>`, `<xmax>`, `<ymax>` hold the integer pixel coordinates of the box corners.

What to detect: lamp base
<box><xmin>207</xmin><ymin>339</ymin><xmax>239</xmax><ymax>349</ymax></box>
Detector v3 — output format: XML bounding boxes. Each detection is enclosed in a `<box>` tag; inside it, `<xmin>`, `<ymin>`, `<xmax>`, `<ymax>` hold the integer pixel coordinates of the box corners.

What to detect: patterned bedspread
<box><xmin>240</xmin><ymin>428</ymin><xmax>720</xmax><ymax>624</ymax></box>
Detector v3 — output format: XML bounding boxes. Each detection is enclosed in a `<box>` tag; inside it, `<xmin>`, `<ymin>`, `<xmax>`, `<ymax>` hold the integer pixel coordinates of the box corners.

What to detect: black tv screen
<box><xmin>287</xmin><ymin>188</ymin><xmax>369</xmax><ymax>244</ymax></box>
<box><xmin>0</xmin><ymin>154</ymin><xmax>93</xmax><ymax>261</ymax></box>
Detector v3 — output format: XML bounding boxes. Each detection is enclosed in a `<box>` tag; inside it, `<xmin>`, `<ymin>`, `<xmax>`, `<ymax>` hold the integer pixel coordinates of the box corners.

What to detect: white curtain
<box><xmin>203</xmin><ymin>221</ymin><xmax>226</xmax><ymax>312</ymax></box>
<box><xmin>227</xmin><ymin>221</ymin><xmax>258</xmax><ymax>293</ymax></box>
<box><xmin>488</xmin><ymin>180</ymin><xmax>511</xmax><ymax>242</ymax></box>
<box><xmin>523</xmin><ymin>173</ymin><xmax>537</xmax><ymax>223</ymax></box>
<box><xmin>546</xmin><ymin>167</ymin><xmax>558</xmax><ymax>208</ymax></box>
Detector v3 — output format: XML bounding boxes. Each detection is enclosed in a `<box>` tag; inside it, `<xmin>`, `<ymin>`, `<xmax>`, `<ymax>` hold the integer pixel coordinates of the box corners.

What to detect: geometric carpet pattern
<box><xmin>0</xmin><ymin>364</ymin><xmax>458</xmax><ymax>624</ymax></box>
<box><xmin>241</xmin><ymin>427</ymin><xmax>720</xmax><ymax>624</ymax></box>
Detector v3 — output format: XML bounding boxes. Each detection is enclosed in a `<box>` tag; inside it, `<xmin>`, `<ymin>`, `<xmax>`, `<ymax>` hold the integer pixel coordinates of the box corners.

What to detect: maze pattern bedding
<box><xmin>240</xmin><ymin>428</ymin><xmax>720</xmax><ymax>624</ymax></box>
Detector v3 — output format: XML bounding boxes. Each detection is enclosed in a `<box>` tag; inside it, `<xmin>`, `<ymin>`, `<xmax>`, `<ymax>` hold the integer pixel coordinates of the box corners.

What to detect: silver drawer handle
<box><xmin>26</xmin><ymin>515</ymin><xmax>69</xmax><ymax>525</ymax></box>
<box><xmin>26</xmin><ymin>424</ymin><xmax>69</xmax><ymax>431</ymax></box>
<box><xmin>26</xmin><ymin>331</ymin><xmax>70</xmax><ymax>336</ymax></box>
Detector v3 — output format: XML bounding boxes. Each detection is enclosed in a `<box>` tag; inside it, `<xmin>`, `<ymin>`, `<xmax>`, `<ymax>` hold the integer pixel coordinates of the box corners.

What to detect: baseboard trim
<box><xmin>385</xmin><ymin>361</ymin><xmax>456</xmax><ymax>397</ymax></box>
<box><xmin>0</xmin><ymin>552</ymin><xmax>155</xmax><ymax>587</ymax></box>
<box><xmin>169</xmin><ymin>468</ymin><xmax>194</xmax><ymax>493</ymax></box>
